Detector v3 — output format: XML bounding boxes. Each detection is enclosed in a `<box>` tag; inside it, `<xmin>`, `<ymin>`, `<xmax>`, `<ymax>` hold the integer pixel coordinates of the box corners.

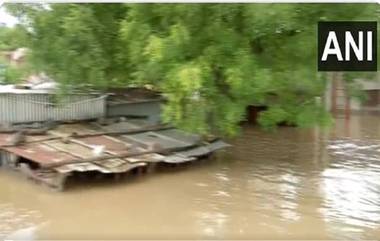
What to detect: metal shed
<box><xmin>0</xmin><ymin>85</ymin><xmax>106</xmax><ymax>124</ymax></box>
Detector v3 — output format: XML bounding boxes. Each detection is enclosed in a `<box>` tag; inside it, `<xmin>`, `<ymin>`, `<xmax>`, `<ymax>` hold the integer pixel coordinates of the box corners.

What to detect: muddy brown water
<box><xmin>0</xmin><ymin>115</ymin><xmax>380</xmax><ymax>240</ymax></box>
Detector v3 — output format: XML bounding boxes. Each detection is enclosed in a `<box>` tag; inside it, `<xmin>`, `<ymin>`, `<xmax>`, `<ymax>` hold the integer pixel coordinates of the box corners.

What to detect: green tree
<box><xmin>5</xmin><ymin>3</ymin><xmax>379</xmax><ymax>135</ymax></box>
<box><xmin>0</xmin><ymin>24</ymin><xmax>29</xmax><ymax>50</ymax></box>
<box><xmin>6</xmin><ymin>4</ymin><xmax>128</xmax><ymax>89</ymax></box>
<box><xmin>118</xmin><ymin>4</ymin><xmax>378</xmax><ymax>134</ymax></box>
<box><xmin>0</xmin><ymin>23</ymin><xmax>31</xmax><ymax>83</ymax></box>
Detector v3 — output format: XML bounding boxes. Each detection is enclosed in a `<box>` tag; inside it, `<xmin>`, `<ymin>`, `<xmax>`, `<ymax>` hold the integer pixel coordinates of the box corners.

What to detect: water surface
<box><xmin>0</xmin><ymin>115</ymin><xmax>380</xmax><ymax>240</ymax></box>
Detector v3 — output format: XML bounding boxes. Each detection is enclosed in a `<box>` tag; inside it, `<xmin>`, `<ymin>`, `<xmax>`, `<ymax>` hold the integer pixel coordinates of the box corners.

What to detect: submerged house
<box><xmin>0</xmin><ymin>84</ymin><xmax>228</xmax><ymax>191</ymax></box>
<box><xmin>0</xmin><ymin>85</ymin><xmax>163</xmax><ymax>125</ymax></box>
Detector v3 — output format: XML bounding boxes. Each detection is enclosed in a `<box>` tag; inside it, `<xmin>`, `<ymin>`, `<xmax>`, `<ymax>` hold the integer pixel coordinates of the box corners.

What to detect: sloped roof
<box><xmin>0</xmin><ymin>120</ymin><xmax>229</xmax><ymax>174</ymax></box>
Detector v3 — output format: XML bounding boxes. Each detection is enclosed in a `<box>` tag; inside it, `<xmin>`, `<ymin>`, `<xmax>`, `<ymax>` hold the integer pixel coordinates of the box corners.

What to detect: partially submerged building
<box><xmin>325</xmin><ymin>74</ymin><xmax>380</xmax><ymax>116</ymax></box>
<box><xmin>106</xmin><ymin>87</ymin><xmax>163</xmax><ymax>124</ymax></box>
<box><xmin>0</xmin><ymin>85</ymin><xmax>228</xmax><ymax>191</ymax></box>
<box><xmin>0</xmin><ymin>85</ymin><xmax>106</xmax><ymax>124</ymax></box>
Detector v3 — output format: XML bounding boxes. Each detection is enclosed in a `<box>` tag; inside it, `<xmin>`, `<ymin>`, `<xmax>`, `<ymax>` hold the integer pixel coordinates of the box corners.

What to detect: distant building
<box><xmin>24</xmin><ymin>73</ymin><xmax>54</xmax><ymax>86</ymax></box>
<box><xmin>3</xmin><ymin>48</ymin><xmax>28</xmax><ymax>67</ymax></box>
<box><xmin>358</xmin><ymin>78</ymin><xmax>380</xmax><ymax>111</ymax></box>
<box><xmin>325</xmin><ymin>73</ymin><xmax>380</xmax><ymax>115</ymax></box>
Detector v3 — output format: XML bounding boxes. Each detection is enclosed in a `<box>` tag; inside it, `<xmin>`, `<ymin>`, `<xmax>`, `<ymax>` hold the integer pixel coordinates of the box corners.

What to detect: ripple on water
<box><xmin>1</xmin><ymin>116</ymin><xmax>380</xmax><ymax>240</ymax></box>
<box><xmin>0</xmin><ymin>203</ymin><xmax>44</xmax><ymax>240</ymax></box>
<box><xmin>321</xmin><ymin>139</ymin><xmax>380</xmax><ymax>229</ymax></box>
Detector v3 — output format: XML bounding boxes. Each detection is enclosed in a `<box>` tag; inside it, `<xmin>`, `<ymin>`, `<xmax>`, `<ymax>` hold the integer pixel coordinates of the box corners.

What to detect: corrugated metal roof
<box><xmin>55</xmin><ymin>159</ymin><xmax>146</xmax><ymax>174</ymax></box>
<box><xmin>94</xmin><ymin>121</ymin><xmax>140</xmax><ymax>132</ymax></box>
<box><xmin>155</xmin><ymin>129</ymin><xmax>201</xmax><ymax>145</ymax></box>
<box><xmin>3</xmin><ymin>143</ymin><xmax>75</xmax><ymax>165</ymax></box>
<box><xmin>171</xmin><ymin>140</ymin><xmax>231</xmax><ymax>160</ymax></box>
<box><xmin>163</xmin><ymin>154</ymin><xmax>196</xmax><ymax>164</ymax></box>
<box><xmin>75</xmin><ymin>136</ymin><xmax>132</xmax><ymax>154</ymax></box>
<box><xmin>0</xmin><ymin>122</ymin><xmax>160</xmax><ymax>173</ymax></box>
<box><xmin>0</xmin><ymin>121</ymin><xmax>229</xmax><ymax>174</ymax></box>
<box><xmin>122</xmin><ymin>128</ymin><xmax>199</xmax><ymax>150</ymax></box>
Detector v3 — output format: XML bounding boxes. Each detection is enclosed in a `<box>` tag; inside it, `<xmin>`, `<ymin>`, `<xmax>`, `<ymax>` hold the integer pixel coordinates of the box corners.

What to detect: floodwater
<box><xmin>1</xmin><ymin>115</ymin><xmax>380</xmax><ymax>240</ymax></box>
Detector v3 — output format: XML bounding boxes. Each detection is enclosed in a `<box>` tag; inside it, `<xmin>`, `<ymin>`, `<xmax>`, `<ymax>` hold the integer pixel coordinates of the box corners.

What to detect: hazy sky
<box><xmin>0</xmin><ymin>6</ymin><xmax>19</xmax><ymax>27</ymax></box>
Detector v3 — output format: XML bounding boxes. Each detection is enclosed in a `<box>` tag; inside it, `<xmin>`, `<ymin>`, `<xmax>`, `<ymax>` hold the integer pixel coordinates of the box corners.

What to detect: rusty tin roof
<box><xmin>0</xmin><ymin>120</ymin><xmax>229</xmax><ymax>174</ymax></box>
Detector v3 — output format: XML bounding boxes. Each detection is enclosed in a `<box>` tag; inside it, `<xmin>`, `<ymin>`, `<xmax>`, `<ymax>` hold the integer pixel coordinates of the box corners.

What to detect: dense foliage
<box><xmin>0</xmin><ymin>25</ymin><xmax>29</xmax><ymax>51</ymax></box>
<box><xmin>0</xmin><ymin>25</ymin><xmax>30</xmax><ymax>83</ymax></box>
<box><xmin>5</xmin><ymin>3</ymin><xmax>379</xmax><ymax>135</ymax></box>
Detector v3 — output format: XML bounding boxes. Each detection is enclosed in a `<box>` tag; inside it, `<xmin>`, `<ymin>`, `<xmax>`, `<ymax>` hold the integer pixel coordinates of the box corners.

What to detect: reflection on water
<box><xmin>0</xmin><ymin>203</ymin><xmax>43</xmax><ymax>240</ymax></box>
<box><xmin>0</xmin><ymin>115</ymin><xmax>380</xmax><ymax>240</ymax></box>
<box><xmin>321</xmin><ymin>139</ymin><xmax>380</xmax><ymax>236</ymax></box>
